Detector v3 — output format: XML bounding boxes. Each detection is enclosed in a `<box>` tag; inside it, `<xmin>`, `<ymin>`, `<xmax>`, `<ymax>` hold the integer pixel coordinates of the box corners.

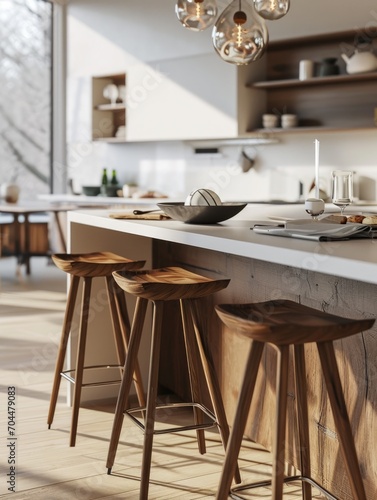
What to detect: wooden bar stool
<box><xmin>106</xmin><ymin>266</ymin><xmax>240</xmax><ymax>499</ymax></box>
<box><xmin>215</xmin><ymin>299</ymin><xmax>374</xmax><ymax>500</ymax></box>
<box><xmin>47</xmin><ymin>251</ymin><xmax>146</xmax><ymax>447</ymax></box>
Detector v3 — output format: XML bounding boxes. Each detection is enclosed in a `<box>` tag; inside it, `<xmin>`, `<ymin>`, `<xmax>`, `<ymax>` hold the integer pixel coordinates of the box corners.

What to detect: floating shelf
<box><xmin>251</xmin><ymin>71</ymin><xmax>377</xmax><ymax>90</ymax></box>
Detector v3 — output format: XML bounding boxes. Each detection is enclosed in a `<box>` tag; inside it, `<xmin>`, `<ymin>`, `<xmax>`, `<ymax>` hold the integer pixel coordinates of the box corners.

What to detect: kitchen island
<box><xmin>67</xmin><ymin>204</ymin><xmax>377</xmax><ymax>499</ymax></box>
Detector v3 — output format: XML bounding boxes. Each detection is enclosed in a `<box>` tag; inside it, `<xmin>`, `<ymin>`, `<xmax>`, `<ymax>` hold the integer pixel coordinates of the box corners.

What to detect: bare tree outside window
<box><xmin>0</xmin><ymin>0</ymin><xmax>52</xmax><ymax>200</ymax></box>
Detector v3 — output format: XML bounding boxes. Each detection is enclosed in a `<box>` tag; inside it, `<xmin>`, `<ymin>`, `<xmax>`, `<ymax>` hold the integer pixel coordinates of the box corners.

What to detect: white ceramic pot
<box><xmin>0</xmin><ymin>183</ymin><xmax>20</xmax><ymax>203</ymax></box>
<box><xmin>262</xmin><ymin>114</ymin><xmax>279</xmax><ymax>128</ymax></box>
<box><xmin>122</xmin><ymin>184</ymin><xmax>138</xmax><ymax>198</ymax></box>
<box><xmin>281</xmin><ymin>114</ymin><xmax>298</xmax><ymax>128</ymax></box>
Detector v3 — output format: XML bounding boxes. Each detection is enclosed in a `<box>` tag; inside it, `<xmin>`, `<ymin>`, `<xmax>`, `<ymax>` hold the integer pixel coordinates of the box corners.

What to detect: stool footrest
<box><xmin>125</xmin><ymin>402</ymin><xmax>217</xmax><ymax>435</ymax></box>
<box><xmin>231</xmin><ymin>474</ymin><xmax>338</xmax><ymax>500</ymax></box>
<box><xmin>61</xmin><ymin>364</ymin><xmax>123</xmax><ymax>388</ymax></box>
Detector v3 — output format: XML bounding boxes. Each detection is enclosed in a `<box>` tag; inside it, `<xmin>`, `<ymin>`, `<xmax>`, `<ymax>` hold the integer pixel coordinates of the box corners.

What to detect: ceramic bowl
<box><xmin>82</xmin><ymin>186</ymin><xmax>101</xmax><ymax>196</ymax></box>
<box><xmin>157</xmin><ymin>202</ymin><xmax>247</xmax><ymax>224</ymax></box>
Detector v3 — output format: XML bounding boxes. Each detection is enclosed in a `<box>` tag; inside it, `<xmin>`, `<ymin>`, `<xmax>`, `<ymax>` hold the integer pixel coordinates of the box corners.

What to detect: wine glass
<box><xmin>331</xmin><ymin>170</ymin><xmax>353</xmax><ymax>216</ymax></box>
<box><xmin>305</xmin><ymin>198</ymin><xmax>325</xmax><ymax>221</ymax></box>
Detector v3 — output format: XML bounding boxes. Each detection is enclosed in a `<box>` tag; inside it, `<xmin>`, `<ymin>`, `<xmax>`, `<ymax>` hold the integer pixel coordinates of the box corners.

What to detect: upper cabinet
<box><xmin>92</xmin><ymin>73</ymin><xmax>126</xmax><ymax>142</ymax></box>
<box><xmin>90</xmin><ymin>31</ymin><xmax>377</xmax><ymax>143</ymax></box>
<box><xmin>125</xmin><ymin>54</ymin><xmax>242</xmax><ymax>142</ymax></box>
<box><xmin>247</xmin><ymin>30</ymin><xmax>377</xmax><ymax>132</ymax></box>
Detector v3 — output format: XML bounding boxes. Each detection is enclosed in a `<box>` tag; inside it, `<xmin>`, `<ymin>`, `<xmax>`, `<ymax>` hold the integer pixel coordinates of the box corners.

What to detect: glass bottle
<box><xmin>101</xmin><ymin>168</ymin><xmax>108</xmax><ymax>186</ymax></box>
<box><xmin>110</xmin><ymin>169</ymin><xmax>119</xmax><ymax>185</ymax></box>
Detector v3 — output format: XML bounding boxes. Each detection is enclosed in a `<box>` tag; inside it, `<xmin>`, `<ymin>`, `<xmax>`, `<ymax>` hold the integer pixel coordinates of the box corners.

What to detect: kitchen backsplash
<box><xmin>68</xmin><ymin>128</ymin><xmax>377</xmax><ymax>202</ymax></box>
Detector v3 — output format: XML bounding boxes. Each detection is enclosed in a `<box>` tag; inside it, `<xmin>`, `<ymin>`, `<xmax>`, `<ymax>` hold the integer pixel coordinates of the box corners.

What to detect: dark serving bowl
<box><xmin>157</xmin><ymin>202</ymin><xmax>247</xmax><ymax>224</ymax></box>
<box><xmin>82</xmin><ymin>186</ymin><xmax>101</xmax><ymax>196</ymax></box>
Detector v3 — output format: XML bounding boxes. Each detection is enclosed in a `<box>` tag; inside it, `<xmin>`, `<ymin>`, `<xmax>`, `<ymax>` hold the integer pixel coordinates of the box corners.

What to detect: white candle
<box><xmin>314</xmin><ymin>139</ymin><xmax>320</xmax><ymax>199</ymax></box>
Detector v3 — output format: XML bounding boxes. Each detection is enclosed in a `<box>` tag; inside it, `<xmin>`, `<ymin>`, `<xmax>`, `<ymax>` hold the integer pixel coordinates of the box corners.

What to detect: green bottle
<box><xmin>110</xmin><ymin>169</ymin><xmax>118</xmax><ymax>186</ymax></box>
<box><xmin>101</xmin><ymin>168</ymin><xmax>108</xmax><ymax>186</ymax></box>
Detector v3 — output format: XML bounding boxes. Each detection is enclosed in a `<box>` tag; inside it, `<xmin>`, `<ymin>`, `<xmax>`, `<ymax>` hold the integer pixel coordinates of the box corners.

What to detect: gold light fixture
<box><xmin>175</xmin><ymin>0</ymin><xmax>290</xmax><ymax>65</ymax></box>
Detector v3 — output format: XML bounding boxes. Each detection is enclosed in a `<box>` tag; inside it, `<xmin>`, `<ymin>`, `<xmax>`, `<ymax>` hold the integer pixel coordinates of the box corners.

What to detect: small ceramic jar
<box><xmin>262</xmin><ymin>114</ymin><xmax>279</xmax><ymax>128</ymax></box>
<box><xmin>281</xmin><ymin>114</ymin><xmax>298</xmax><ymax>128</ymax></box>
<box><xmin>0</xmin><ymin>183</ymin><xmax>20</xmax><ymax>203</ymax></box>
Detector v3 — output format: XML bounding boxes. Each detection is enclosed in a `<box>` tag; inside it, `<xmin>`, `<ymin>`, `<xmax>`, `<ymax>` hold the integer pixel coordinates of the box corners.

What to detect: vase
<box><xmin>0</xmin><ymin>183</ymin><xmax>20</xmax><ymax>203</ymax></box>
<box><xmin>319</xmin><ymin>57</ymin><xmax>340</xmax><ymax>76</ymax></box>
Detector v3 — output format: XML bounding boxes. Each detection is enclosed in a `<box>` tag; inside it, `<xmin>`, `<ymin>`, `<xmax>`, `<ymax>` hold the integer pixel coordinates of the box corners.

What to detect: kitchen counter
<box><xmin>68</xmin><ymin>204</ymin><xmax>377</xmax><ymax>285</ymax></box>
<box><xmin>38</xmin><ymin>193</ymin><xmax>177</xmax><ymax>206</ymax></box>
<box><xmin>66</xmin><ymin>203</ymin><xmax>377</xmax><ymax>499</ymax></box>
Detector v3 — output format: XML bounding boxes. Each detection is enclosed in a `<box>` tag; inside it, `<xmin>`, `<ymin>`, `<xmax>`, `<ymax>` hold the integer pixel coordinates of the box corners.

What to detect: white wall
<box><xmin>66</xmin><ymin>0</ymin><xmax>377</xmax><ymax>202</ymax></box>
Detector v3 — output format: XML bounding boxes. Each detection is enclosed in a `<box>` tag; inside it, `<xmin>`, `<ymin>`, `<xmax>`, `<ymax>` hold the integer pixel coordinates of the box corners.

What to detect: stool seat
<box><xmin>215</xmin><ymin>299</ymin><xmax>375</xmax><ymax>500</ymax></box>
<box><xmin>52</xmin><ymin>251</ymin><xmax>145</xmax><ymax>277</ymax></box>
<box><xmin>112</xmin><ymin>266</ymin><xmax>230</xmax><ymax>301</ymax></box>
<box><xmin>47</xmin><ymin>251</ymin><xmax>146</xmax><ymax>446</ymax></box>
<box><xmin>106</xmin><ymin>266</ymin><xmax>239</xmax><ymax>499</ymax></box>
<box><xmin>216</xmin><ymin>300</ymin><xmax>374</xmax><ymax>344</ymax></box>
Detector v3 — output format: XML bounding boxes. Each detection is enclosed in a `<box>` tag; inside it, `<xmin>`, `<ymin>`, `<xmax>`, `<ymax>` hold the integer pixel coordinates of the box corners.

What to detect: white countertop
<box><xmin>38</xmin><ymin>193</ymin><xmax>176</xmax><ymax>206</ymax></box>
<box><xmin>68</xmin><ymin>204</ymin><xmax>377</xmax><ymax>286</ymax></box>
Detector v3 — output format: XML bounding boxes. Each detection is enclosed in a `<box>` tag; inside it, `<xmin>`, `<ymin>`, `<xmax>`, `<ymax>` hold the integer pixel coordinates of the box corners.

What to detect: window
<box><xmin>0</xmin><ymin>0</ymin><xmax>52</xmax><ymax>200</ymax></box>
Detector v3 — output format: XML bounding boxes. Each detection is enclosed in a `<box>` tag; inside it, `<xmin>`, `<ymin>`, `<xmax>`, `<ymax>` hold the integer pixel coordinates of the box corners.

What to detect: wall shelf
<box><xmin>95</xmin><ymin>103</ymin><xmax>126</xmax><ymax>111</ymax></box>
<box><xmin>92</xmin><ymin>73</ymin><xmax>126</xmax><ymax>142</ymax></box>
<box><xmin>247</xmin><ymin>30</ymin><xmax>377</xmax><ymax>131</ymax></box>
<box><xmin>252</xmin><ymin>71</ymin><xmax>377</xmax><ymax>89</ymax></box>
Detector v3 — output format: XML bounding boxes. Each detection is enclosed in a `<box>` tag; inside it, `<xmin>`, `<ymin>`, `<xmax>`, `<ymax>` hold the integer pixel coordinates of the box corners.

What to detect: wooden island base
<box><xmin>68</xmin><ymin>208</ymin><xmax>377</xmax><ymax>500</ymax></box>
<box><xmin>154</xmin><ymin>240</ymin><xmax>377</xmax><ymax>500</ymax></box>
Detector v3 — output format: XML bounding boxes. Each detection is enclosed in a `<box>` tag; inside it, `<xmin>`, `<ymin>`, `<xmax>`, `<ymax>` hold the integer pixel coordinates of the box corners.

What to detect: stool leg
<box><xmin>272</xmin><ymin>344</ymin><xmax>290</xmax><ymax>500</ymax></box>
<box><xmin>180</xmin><ymin>299</ymin><xmax>206</xmax><ymax>455</ymax></box>
<box><xmin>106</xmin><ymin>297</ymin><xmax>148</xmax><ymax>473</ymax></box>
<box><xmin>216</xmin><ymin>340</ymin><xmax>265</xmax><ymax>500</ymax></box>
<box><xmin>317</xmin><ymin>341</ymin><xmax>367</xmax><ymax>500</ymax></box>
<box><xmin>293</xmin><ymin>344</ymin><xmax>312</xmax><ymax>500</ymax></box>
<box><xmin>187</xmin><ymin>298</ymin><xmax>241</xmax><ymax>483</ymax></box>
<box><xmin>70</xmin><ymin>276</ymin><xmax>92</xmax><ymax>447</ymax></box>
<box><xmin>109</xmin><ymin>277</ymin><xmax>145</xmax><ymax>408</ymax></box>
<box><xmin>47</xmin><ymin>275</ymin><xmax>80</xmax><ymax>429</ymax></box>
<box><xmin>106</xmin><ymin>275</ymin><xmax>126</xmax><ymax>366</ymax></box>
<box><xmin>140</xmin><ymin>300</ymin><xmax>164</xmax><ymax>500</ymax></box>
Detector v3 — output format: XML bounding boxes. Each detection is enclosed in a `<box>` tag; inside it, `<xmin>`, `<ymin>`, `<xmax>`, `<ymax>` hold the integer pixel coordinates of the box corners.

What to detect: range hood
<box><xmin>185</xmin><ymin>135</ymin><xmax>279</xmax><ymax>148</ymax></box>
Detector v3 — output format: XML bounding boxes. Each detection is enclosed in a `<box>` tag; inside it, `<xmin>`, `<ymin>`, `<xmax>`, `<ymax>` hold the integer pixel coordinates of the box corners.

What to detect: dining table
<box><xmin>0</xmin><ymin>201</ymin><xmax>75</xmax><ymax>274</ymax></box>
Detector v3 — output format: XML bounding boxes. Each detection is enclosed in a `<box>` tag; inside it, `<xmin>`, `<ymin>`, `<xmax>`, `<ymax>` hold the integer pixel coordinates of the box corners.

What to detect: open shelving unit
<box><xmin>92</xmin><ymin>73</ymin><xmax>126</xmax><ymax>142</ymax></box>
<box><xmin>246</xmin><ymin>30</ymin><xmax>377</xmax><ymax>132</ymax></box>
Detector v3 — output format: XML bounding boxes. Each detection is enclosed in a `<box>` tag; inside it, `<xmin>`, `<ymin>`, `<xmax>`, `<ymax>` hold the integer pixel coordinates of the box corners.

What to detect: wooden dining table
<box><xmin>0</xmin><ymin>201</ymin><xmax>76</xmax><ymax>274</ymax></box>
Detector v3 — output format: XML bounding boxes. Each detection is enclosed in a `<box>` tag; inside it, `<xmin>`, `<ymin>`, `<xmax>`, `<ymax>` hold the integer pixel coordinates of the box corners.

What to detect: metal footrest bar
<box><xmin>125</xmin><ymin>402</ymin><xmax>217</xmax><ymax>435</ymax></box>
<box><xmin>61</xmin><ymin>364</ymin><xmax>123</xmax><ymax>387</ymax></box>
<box><xmin>230</xmin><ymin>475</ymin><xmax>338</xmax><ymax>500</ymax></box>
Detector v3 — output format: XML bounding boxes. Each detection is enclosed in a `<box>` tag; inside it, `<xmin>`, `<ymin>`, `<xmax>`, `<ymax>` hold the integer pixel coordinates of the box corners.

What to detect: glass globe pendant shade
<box><xmin>212</xmin><ymin>0</ymin><xmax>268</xmax><ymax>65</ymax></box>
<box><xmin>175</xmin><ymin>0</ymin><xmax>218</xmax><ymax>31</ymax></box>
<box><xmin>253</xmin><ymin>0</ymin><xmax>290</xmax><ymax>20</ymax></box>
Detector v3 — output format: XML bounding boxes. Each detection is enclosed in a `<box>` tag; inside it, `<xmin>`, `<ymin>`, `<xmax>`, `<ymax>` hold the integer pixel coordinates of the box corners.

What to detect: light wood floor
<box><xmin>0</xmin><ymin>257</ymin><xmax>326</xmax><ymax>499</ymax></box>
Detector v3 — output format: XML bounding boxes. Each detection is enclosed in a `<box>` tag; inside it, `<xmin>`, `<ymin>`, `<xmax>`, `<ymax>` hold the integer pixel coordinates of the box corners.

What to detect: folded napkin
<box><xmin>109</xmin><ymin>212</ymin><xmax>171</xmax><ymax>220</ymax></box>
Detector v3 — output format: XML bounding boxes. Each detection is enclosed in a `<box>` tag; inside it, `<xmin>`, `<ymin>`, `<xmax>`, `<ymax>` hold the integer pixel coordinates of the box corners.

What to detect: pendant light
<box><xmin>212</xmin><ymin>0</ymin><xmax>268</xmax><ymax>65</ymax></box>
<box><xmin>175</xmin><ymin>0</ymin><xmax>218</xmax><ymax>31</ymax></box>
<box><xmin>253</xmin><ymin>0</ymin><xmax>290</xmax><ymax>20</ymax></box>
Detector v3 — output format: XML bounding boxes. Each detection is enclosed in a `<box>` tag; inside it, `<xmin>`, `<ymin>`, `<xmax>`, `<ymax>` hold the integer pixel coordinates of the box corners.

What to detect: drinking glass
<box><xmin>331</xmin><ymin>170</ymin><xmax>353</xmax><ymax>215</ymax></box>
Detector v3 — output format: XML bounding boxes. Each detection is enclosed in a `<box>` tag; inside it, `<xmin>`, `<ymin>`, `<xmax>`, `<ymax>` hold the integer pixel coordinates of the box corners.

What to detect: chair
<box><xmin>106</xmin><ymin>266</ymin><xmax>241</xmax><ymax>499</ymax></box>
<box><xmin>47</xmin><ymin>251</ymin><xmax>146</xmax><ymax>446</ymax></box>
<box><xmin>214</xmin><ymin>299</ymin><xmax>374</xmax><ymax>500</ymax></box>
